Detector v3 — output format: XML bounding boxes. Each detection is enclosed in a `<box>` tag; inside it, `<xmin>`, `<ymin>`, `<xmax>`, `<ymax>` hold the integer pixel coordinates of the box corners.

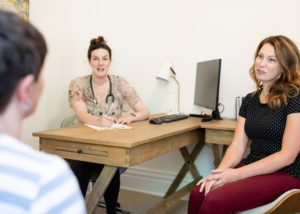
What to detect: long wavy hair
<box><xmin>249</xmin><ymin>35</ymin><xmax>300</xmax><ymax>108</ymax></box>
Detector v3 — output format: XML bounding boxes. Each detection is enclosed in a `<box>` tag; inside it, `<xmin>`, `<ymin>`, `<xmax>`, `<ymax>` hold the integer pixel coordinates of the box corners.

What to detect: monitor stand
<box><xmin>212</xmin><ymin>109</ymin><xmax>222</xmax><ymax>120</ymax></box>
<box><xmin>201</xmin><ymin>109</ymin><xmax>222</xmax><ymax>122</ymax></box>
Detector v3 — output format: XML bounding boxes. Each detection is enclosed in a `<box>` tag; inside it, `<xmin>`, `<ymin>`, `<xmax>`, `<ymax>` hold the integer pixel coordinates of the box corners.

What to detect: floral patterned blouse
<box><xmin>68</xmin><ymin>74</ymin><xmax>140</xmax><ymax>126</ymax></box>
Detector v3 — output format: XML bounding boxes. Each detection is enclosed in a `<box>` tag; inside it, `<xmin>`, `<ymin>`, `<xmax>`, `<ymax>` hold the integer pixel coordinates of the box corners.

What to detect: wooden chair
<box><xmin>89</xmin><ymin>171</ymin><xmax>130</xmax><ymax>214</ymax></box>
<box><xmin>61</xmin><ymin>116</ymin><xmax>130</xmax><ymax>214</ymax></box>
<box><xmin>237</xmin><ymin>189</ymin><xmax>300</xmax><ymax>214</ymax></box>
<box><xmin>60</xmin><ymin>115</ymin><xmax>77</xmax><ymax>128</ymax></box>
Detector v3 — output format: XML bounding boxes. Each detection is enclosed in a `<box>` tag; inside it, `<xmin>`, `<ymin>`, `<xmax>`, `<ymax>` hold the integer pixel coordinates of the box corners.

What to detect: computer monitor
<box><xmin>194</xmin><ymin>59</ymin><xmax>222</xmax><ymax>120</ymax></box>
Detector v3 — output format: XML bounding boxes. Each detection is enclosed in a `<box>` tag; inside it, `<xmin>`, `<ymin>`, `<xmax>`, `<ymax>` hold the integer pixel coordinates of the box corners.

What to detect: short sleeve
<box><xmin>287</xmin><ymin>92</ymin><xmax>300</xmax><ymax>115</ymax></box>
<box><xmin>68</xmin><ymin>77</ymin><xmax>86</xmax><ymax>103</ymax></box>
<box><xmin>117</xmin><ymin>76</ymin><xmax>140</xmax><ymax>107</ymax></box>
<box><xmin>31</xmin><ymin>156</ymin><xmax>86</xmax><ymax>213</ymax></box>
<box><xmin>239</xmin><ymin>93</ymin><xmax>251</xmax><ymax>118</ymax></box>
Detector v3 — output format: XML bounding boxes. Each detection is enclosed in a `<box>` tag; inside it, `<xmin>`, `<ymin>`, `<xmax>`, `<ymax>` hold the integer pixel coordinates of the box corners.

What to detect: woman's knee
<box><xmin>188</xmin><ymin>185</ymin><xmax>204</xmax><ymax>214</ymax></box>
<box><xmin>198</xmin><ymin>191</ymin><xmax>228</xmax><ymax>214</ymax></box>
<box><xmin>189</xmin><ymin>185</ymin><xmax>203</xmax><ymax>201</ymax></box>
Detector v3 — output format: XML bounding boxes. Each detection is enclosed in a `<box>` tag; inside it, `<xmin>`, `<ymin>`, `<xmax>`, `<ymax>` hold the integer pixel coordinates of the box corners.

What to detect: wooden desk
<box><xmin>201</xmin><ymin>119</ymin><xmax>237</xmax><ymax>166</ymax></box>
<box><xmin>33</xmin><ymin>117</ymin><xmax>236</xmax><ymax>214</ymax></box>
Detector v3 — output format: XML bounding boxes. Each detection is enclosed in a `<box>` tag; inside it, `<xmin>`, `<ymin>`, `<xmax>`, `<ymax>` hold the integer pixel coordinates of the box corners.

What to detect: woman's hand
<box><xmin>98</xmin><ymin>115</ymin><xmax>117</xmax><ymax>127</ymax></box>
<box><xmin>117</xmin><ymin>114</ymin><xmax>135</xmax><ymax>125</ymax></box>
<box><xmin>209</xmin><ymin>168</ymin><xmax>241</xmax><ymax>189</ymax></box>
<box><xmin>198</xmin><ymin>176</ymin><xmax>218</xmax><ymax>196</ymax></box>
<box><xmin>197</xmin><ymin>173</ymin><xmax>219</xmax><ymax>196</ymax></box>
<box><xmin>197</xmin><ymin>168</ymin><xmax>241</xmax><ymax>195</ymax></box>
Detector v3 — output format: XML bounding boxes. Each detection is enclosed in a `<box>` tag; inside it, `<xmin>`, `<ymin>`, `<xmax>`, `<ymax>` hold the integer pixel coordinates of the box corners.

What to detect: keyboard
<box><xmin>154</xmin><ymin>114</ymin><xmax>189</xmax><ymax>123</ymax></box>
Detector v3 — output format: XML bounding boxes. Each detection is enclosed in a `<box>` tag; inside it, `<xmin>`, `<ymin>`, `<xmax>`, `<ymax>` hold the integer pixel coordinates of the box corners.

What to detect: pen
<box><xmin>106</xmin><ymin>102</ymin><xmax>114</xmax><ymax>116</ymax></box>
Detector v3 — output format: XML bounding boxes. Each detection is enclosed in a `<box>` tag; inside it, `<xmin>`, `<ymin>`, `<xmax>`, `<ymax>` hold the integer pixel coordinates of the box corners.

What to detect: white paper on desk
<box><xmin>84</xmin><ymin>123</ymin><xmax>132</xmax><ymax>131</ymax></box>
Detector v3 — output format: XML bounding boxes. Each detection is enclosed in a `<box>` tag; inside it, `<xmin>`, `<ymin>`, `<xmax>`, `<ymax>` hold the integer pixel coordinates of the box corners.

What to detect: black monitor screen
<box><xmin>194</xmin><ymin>59</ymin><xmax>222</xmax><ymax>119</ymax></box>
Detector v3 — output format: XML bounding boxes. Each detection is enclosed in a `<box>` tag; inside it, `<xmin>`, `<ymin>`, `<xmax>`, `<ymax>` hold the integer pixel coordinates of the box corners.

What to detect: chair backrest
<box><xmin>60</xmin><ymin>115</ymin><xmax>77</xmax><ymax>128</ymax></box>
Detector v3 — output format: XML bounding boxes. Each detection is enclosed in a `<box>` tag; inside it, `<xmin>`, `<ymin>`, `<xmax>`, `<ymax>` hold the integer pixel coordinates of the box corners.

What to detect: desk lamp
<box><xmin>156</xmin><ymin>61</ymin><xmax>181</xmax><ymax>114</ymax></box>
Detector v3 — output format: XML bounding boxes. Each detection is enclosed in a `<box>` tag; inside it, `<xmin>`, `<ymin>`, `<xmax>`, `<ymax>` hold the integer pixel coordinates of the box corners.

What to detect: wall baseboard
<box><xmin>120</xmin><ymin>166</ymin><xmax>193</xmax><ymax>199</ymax></box>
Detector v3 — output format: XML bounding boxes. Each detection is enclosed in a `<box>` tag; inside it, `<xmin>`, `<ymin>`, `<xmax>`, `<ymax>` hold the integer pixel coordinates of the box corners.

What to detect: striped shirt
<box><xmin>0</xmin><ymin>134</ymin><xmax>86</xmax><ymax>214</ymax></box>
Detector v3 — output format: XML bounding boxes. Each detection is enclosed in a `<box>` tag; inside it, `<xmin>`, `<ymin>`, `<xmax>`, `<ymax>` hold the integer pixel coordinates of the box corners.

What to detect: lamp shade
<box><xmin>156</xmin><ymin>61</ymin><xmax>173</xmax><ymax>83</ymax></box>
<box><xmin>155</xmin><ymin>61</ymin><xmax>181</xmax><ymax>113</ymax></box>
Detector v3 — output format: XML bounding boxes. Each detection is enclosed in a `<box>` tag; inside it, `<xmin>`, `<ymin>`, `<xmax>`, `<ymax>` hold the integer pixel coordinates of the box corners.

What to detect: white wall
<box><xmin>24</xmin><ymin>0</ymin><xmax>300</xmax><ymax>196</ymax></box>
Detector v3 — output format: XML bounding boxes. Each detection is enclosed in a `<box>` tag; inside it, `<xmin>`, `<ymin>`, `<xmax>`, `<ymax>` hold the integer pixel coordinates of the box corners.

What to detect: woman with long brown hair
<box><xmin>188</xmin><ymin>35</ymin><xmax>300</xmax><ymax>213</ymax></box>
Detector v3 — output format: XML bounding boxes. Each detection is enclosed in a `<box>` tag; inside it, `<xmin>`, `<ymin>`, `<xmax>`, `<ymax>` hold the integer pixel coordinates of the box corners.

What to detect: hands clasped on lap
<box><xmin>198</xmin><ymin>168</ymin><xmax>240</xmax><ymax>195</ymax></box>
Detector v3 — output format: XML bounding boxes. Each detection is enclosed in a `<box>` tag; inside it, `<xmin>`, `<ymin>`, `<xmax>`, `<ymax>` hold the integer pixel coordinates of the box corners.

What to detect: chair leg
<box><xmin>90</xmin><ymin>171</ymin><xmax>131</xmax><ymax>214</ymax></box>
<box><xmin>97</xmin><ymin>201</ymin><xmax>131</xmax><ymax>214</ymax></box>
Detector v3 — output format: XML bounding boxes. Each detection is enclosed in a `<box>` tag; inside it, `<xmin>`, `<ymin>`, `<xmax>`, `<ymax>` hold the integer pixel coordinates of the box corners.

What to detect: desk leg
<box><xmin>212</xmin><ymin>144</ymin><xmax>228</xmax><ymax>167</ymax></box>
<box><xmin>212</xmin><ymin>144</ymin><xmax>221</xmax><ymax>167</ymax></box>
<box><xmin>144</xmin><ymin>129</ymin><xmax>205</xmax><ymax>214</ymax></box>
<box><xmin>85</xmin><ymin>165</ymin><xmax>118</xmax><ymax>214</ymax></box>
<box><xmin>162</xmin><ymin>144</ymin><xmax>203</xmax><ymax>199</ymax></box>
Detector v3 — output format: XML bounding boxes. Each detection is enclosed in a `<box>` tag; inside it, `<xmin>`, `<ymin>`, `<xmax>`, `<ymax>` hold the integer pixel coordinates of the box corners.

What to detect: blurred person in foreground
<box><xmin>0</xmin><ymin>11</ymin><xmax>86</xmax><ymax>214</ymax></box>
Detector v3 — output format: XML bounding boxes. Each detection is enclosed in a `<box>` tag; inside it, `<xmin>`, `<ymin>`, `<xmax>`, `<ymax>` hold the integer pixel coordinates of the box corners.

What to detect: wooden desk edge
<box><xmin>32</xmin><ymin>117</ymin><xmax>236</xmax><ymax>148</ymax></box>
<box><xmin>200</xmin><ymin>118</ymin><xmax>236</xmax><ymax>131</ymax></box>
<box><xmin>32</xmin><ymin>124</ymin><xmax>203</xmax><ymax>149</ymax></box>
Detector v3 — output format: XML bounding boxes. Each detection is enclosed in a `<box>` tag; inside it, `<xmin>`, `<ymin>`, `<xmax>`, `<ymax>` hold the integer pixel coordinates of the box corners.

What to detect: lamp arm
<box><xmin>170</xmin><ymin>67</ymin><xmax>176</xmax><ymax>75</ymax></box>
<box><xmin>172</xmin><ymin>76</ymin><xmax>180</xmax><ymax>113</ymax></box>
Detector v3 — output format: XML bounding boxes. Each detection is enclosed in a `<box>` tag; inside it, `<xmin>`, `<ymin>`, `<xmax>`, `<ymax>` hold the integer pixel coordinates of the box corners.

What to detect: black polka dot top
<box><xmin>239</xmin><ymin>89</ymin><xmax>300</xmax><ymax>179</ymax></box>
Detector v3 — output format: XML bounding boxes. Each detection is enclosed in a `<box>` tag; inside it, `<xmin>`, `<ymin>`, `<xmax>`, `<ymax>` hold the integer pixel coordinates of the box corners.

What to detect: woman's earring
<box><xmin>21</xmin><ymin>100</ymin><xmax>32</xmax><ymax>112</ymax></box>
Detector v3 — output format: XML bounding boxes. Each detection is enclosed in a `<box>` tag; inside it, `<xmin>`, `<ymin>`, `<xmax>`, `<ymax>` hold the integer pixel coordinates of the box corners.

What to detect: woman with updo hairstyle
<box><xmin>188</xmin><ymin>35</ymin><xmax>300</xmax><ymax>213</ymax></box>
<box><xmin>67</xmin><ymin>36</ymin><xmax>149</xmax><ymax>214</ymax></box>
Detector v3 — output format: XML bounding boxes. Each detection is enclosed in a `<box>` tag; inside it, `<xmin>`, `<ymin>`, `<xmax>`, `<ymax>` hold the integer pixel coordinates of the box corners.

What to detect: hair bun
<box><xmin>90</xmin><ymin>36</ymin><xmax>107</xmax><ymax>46</ymax></box>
